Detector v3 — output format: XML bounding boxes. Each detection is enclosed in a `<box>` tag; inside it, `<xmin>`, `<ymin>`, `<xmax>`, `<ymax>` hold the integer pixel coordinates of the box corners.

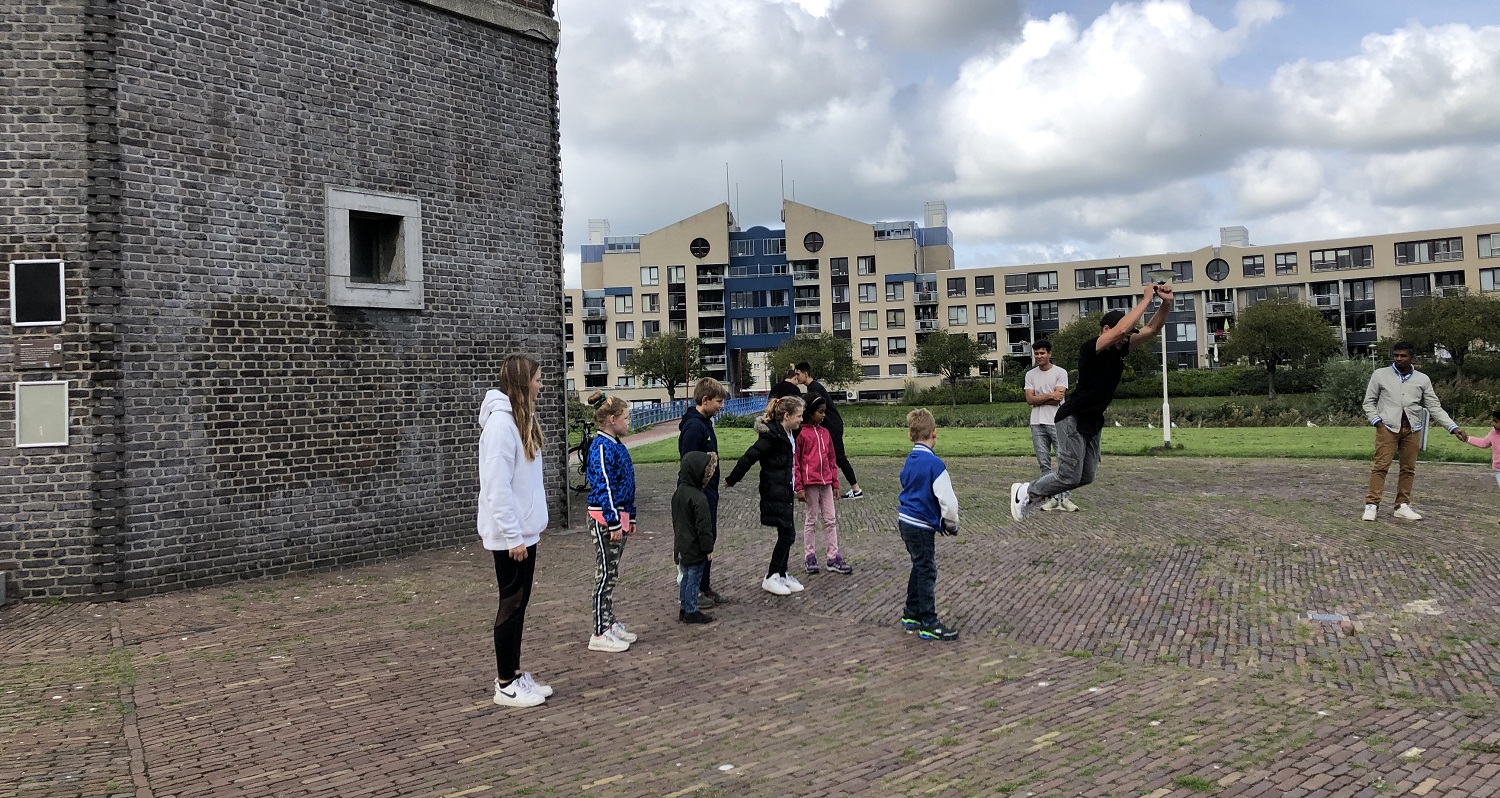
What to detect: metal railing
<box><xmin>793</xmin><ymin>271</ymin><xmax>820</xmax><ymax>283</ymax></box>
<box><xmin>1312</xmin><ymin>295</ymin><xmax>1339</xmax><ymax>309</ymax></box>
<box><xmin>583</xmin><ymin>307</ymin><xmax>607</xmax><ymax>319</ymax></box>
<box><xmin>914</xmin><ymin>290</ymin><xmax>938</xmax><ymax>303</ymax></box>
<box><xmin>698</xmin><ymin>302</ymin><xmax>725</xmax><ymax>314</ymax></box>
<box><xmin>1007</xmin><ymin>342</ymin><xmax>1031</xmax><ymax>356</ymax></box>
<box><xmin>1005</xmin><ymin>314</ymin><xmax>1031</xmax><ymax>327</ymax></box>
<box><xmin>585</xmin><ymin>362</ymin><xmax>608</xmax><ymax>374</ymax></box>
<box><xmin>916</xmin><ymin>319</ymin><xmax>939</xmax><ymax>331</ymax></box>
<box><xmin>583</xmin><ymin>334</ymin><xmax>607</xmax><ymax>346</ymax></box>
<box><xmin>1206</xmin><ymin>301</ymin><xmax>1234</xmax><ymax>316</ymax></box>
<box><xmin>793</xmin><ymin>297</ymin><xmax>821</xmax><ymax>308</ymax></box>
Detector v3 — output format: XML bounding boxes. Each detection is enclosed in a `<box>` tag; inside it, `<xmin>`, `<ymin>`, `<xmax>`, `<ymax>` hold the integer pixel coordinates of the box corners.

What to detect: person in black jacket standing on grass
<box><xmin>796</xmin><ymin>361</ymin><xmax>862</xmax><ymax>499</ymax></box>
<box><xmin>726</xmin><ymin>395</ymin><xmax>806</xmax><ymax>597</ymax></box>
<box><xmin>678</xmin><ymin>377</ymin><xmax>727</xmax><ymax>605</ymax></box>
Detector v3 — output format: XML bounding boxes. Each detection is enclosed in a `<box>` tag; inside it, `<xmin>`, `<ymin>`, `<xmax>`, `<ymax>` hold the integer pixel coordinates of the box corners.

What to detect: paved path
<box><xmin>5</xmin><ymin>456</ymin><xmax>1500</xmax><ymax>797</ymax></box>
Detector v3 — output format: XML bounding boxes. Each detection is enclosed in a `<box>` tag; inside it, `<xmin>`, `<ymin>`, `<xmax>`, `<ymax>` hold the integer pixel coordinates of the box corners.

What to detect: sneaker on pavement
<box><xmin>779</xmin><ymin>573</ymin><xmax>805</xmax><ymax>593</ymax></box>
<box><xmin>1393</xmin><ymin>504</ymin><xmax>1422</xmax><ymax>521</ymax></box>
<box><xmin>679</xmin><ymin>610</ymin><xmax>714</xmax><ymax>624</ymax></box>
<box><xmin>697</xmin><ymin>592</ymin><xmax>716</xmax><ymax>609</ymax></box>
<box><xmin>1009</xmin><ymin>482</ymin><xmax>1034</xmax><ymax>521</ymax></box>
<box><xmin>917</xmin><ymin>622</ymin><xmax>959</xmax><ymax>641</ymax></box>
<box><xmin>842</xmin><ymin>488</ymin><xmax>864</xmax><ymax>500</ymax></box>
<box><xmin>762</xmin><ymin>575</ymin><xmax>792</xmax><ymax>596</ymax></box>
<box><xmin>518</xmin><ymin>671</ymin><xmax>552</xmax><ymax>699</ymax></box>
<box><xmin>805</xmin><ymin>554</ymin><xmax>819</xmax><ymax>574</ymax></box>
<box><xmin>493</xmin><ymin>677</ymin><xmax>545</xmax><ymax>708</ymax></box>
<box><xmin>587</xmin><ymin>630</ymin><xmax>630</xmax><ymax>652</ymax></box>
<box><xmin>1039</xmin><ymin>497</ymin><xmax>1059</xmax><ymax>512</ymax></box>
<box><xmin>826</xmin><ymin>556</ymin><xmax>853</xmax><ymax>575</ymax></box>
<box><xmin>1058</xmin><ymin>497</ymin><xmax>1081</xmax><ymax>512</ymax></box>
<box><xmin>1361</xmin><ymin>503</ymin><xmax>1377</xmax><ymax>522</ymax></box>
<box><xmin>609</xmin><ymin>622</ymin><xmax>638</xmax><ymax>643</ymax></box>
<box><xmin>900</xmin><ymin>616</ymin><xmax>922</xmax><ymax>632</ymax></box>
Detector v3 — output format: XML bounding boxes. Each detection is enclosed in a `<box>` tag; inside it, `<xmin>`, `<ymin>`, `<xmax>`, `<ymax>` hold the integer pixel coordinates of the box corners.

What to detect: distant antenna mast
<box><xmin>734</xmin><ymin>183</ymin><xmax>740</xmax><ymax>228</ymax></box>
<box><xmin>791</xmin><ymin>180</ymin><xmax>795</xmax><ymax>202</ymax></box>
<box><xmin>725</xmin><ymin>163</ymin><xmax>731</xmax><ymax>207</ymax></box>
<box><xmin>780</xmin><ymin>160</ymin><xmax>785</xmax><ymax>200</ymax></box>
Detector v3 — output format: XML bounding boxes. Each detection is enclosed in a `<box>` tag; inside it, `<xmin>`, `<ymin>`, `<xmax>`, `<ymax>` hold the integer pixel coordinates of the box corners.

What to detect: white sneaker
<box><xmin>493</xmin><ymin>677</ymin><xmax>544</xmax><ymax>708</ymax></box>
<box><xmin>1039</xmin><ymin>498</ymin><xmax>1059</xmax><ymax>512</ymax></box>
<box><xmin>1058</xmin><ymin>498</ymin><xmax>1081</xmax><ymax>513</ymax></box>
<box><xmin>1393</xmin><ymin>504</ymin><xmax>1422</xmax><ymax>521</ymax></box>
<box><xmin>779</xmin><ymin>573</ymin><xmax>805</xmax><ymax>593</ymax></box>
<box><xmin>518</xmin><ymin>671</ymin><xmax>552</xmax><ymax>698</ymax></box>
<box><xmin>588</xmin><ymin>630</ymin><xmax>630</xmax><ymax>652</ymax></box>
<box><xmin>1009</xmin><ymin>482</ymin><xmax>1033</xmax><ymax>521</ymax></box>
<box><xmin>1361</xmin><ymin>504</ymin><xmax>1377</xmax><ymax>522</ymax></box>
<box><xmin>609</xmin><ymin>622</ymin><xmax>638</xmax><ymax>643</ymax></box>
<box><xmin>761</xmin><ymin>575</ymin><xmax>791</xmax><ymax>596</ymax></box>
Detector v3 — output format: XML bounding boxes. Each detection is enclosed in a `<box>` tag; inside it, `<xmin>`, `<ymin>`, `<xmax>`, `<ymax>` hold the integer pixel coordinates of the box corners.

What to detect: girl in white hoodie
<box><xmin>479</xmin><ymin>354</ymin><xmax>552</xmax><ymax>708</ymax></box>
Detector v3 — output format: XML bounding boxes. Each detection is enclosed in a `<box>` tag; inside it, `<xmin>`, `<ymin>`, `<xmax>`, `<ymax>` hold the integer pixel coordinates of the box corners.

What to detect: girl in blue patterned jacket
<box><xmin>584</xmin><ymin>392</ymin><xmax>638</xmax><ymax>653</ymax></box>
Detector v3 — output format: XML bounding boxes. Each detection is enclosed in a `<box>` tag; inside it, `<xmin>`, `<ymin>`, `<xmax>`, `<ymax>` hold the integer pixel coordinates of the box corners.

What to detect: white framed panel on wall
<box><xmin>16</xmin><ymin>380</ymin><xmax>69</xmax><ymax>448</ymax></box>
<box><xmin>9</xmin><ymin>259</ymin><xmax>66</xmax><ymax>326</ymax></box>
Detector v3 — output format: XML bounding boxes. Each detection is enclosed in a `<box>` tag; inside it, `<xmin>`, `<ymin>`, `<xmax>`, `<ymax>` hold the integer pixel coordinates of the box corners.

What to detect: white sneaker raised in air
<box><xmin>1009</xmin><ymin>482</ymin><xmax>1034</xmax><ymax>521</ymax></box>
<box><xmin>493</xmin><ymin>677</ymin><xmax>545</xmax><ymax>708</ymax></box>
<box><xmin>1393</xmin><ymin>504</ymin><xmax>1422</xmax><ymax>521</ymax></box>
<box><xmin>779</xmin><ymin>573</ymin><xmax>805</xmax><ymax>593</ymax></box>
<box><xmin>1361</xmin><ymin>504</ymin><xmax>1377</xmax><ymax>522</ymax></box>
<box><xmin>761</xmin><ymin>575</ymin><xmax>791</xmax><ymax>596</ymax></box>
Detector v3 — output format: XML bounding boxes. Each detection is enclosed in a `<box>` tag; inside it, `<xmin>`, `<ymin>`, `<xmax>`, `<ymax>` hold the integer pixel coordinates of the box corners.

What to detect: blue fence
<box><xmin>627</xmin><ymin>396</ymin><xmax>766</xmax><ymax>432</ymax></box>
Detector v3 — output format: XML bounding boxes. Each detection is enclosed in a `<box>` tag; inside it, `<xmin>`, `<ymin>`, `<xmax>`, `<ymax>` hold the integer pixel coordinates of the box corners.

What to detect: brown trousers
<box><xmin>1365</xmin><ymin>424</ymin><xmax>1420</xmax><ymax>507</ymax></box>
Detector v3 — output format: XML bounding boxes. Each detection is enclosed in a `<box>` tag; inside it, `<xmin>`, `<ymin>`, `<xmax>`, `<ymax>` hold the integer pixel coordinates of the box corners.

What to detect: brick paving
<box><xmin>5</xmin><ymin>455</ymin><xmax>1500</xmax><ymax>797</ymax></box>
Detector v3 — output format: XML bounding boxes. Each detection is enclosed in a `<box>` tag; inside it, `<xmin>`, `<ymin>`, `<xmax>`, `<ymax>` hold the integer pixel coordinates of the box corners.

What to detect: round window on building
<box><xmin>803</xmin><ymin>232</ymin><xmax>824</xmax><ymax>253</ymax></box>
<box><xmin>1206</xmin><ymin>258</ymin><xmax>1229</xmax><ymax>281</ymax></box>
<box><xmin>690</xmin><ymin>237</ymin><xmax>710</xmax><ymax>259</ymax></box>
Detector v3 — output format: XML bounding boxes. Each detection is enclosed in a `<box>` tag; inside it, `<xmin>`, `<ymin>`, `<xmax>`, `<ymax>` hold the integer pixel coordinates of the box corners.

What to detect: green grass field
<box><xmin>628</xmin><ymin>425</ymin><xmax>1493</xmax><ymax>466</ymax></box>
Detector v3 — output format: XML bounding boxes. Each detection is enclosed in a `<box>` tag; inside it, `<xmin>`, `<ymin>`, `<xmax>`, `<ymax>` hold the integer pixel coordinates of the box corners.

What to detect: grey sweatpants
<box><xmin>1029</xmin><ymin>423</ymin><xmax>1071</xmax><ymax>501</ymax></box>
<box><xmin>1028</xmin><ymin>415</ymin><xmax>1100</xmax><ymax>499</ymax></box>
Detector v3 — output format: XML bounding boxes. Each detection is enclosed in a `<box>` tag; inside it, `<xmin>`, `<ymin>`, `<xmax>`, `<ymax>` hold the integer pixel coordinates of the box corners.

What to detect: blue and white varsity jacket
<box><xmin>586</xmin><ymin>431</ymin><xmax>636</xmax><ymax>531</ymax></box>
<box><xmin>897</xmin><ymin>443</ymin><xmax>960</xmax><ymax>533</ymax></box>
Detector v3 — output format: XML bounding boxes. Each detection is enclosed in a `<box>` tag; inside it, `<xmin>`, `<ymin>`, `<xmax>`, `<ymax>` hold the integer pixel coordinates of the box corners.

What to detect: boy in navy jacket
<box><xmin>896</xmin><ymin>409</ymin><xmax>960</xmax><ymax>641</ymax></box>
<box><xmin>678</xmin><ymin>377</ymin><xmax>727</xmax><ymax>604</ymax></box>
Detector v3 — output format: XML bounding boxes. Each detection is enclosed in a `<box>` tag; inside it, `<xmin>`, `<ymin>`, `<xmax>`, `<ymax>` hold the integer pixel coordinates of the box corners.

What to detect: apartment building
<box><xmin>566</xmin><ymin>205</ymin><xmax>1500</xmax><ymax>404</ymax></box>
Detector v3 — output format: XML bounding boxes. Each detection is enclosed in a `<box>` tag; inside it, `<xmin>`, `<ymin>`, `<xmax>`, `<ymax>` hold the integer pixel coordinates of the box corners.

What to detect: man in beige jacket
<box><xmin>1362</xmin><ymin>342</ymin><xmax>1467</xmax><ymax>521</ymax></box>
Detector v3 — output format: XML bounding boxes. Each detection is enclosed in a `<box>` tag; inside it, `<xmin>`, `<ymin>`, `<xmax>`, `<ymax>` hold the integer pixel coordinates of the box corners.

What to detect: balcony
<box><xmin>1206</xmin><ymin>301</ymin><xmax>1234</xmax><ymax>317</ymax></box>
<box><xmin>916</xmin><ymin>319</ymin><xmax>939</xmax><ymax>332</ymax></box>
<box><xmin>696</xmin><ymin>273</ymin><xmax>725</xmax><ymax>286</ymax></box>
<box><xmin>1312</xmin><ymin>294</ymin><xmax>1339</xmax><ymax>309</ymax></box>
<box><xmin>793</xmin><ymin>270</ymin><xmax>820</xmax><ymax>284</ymax></box>
<box><xmin>798</xmin><ymin>324</ymin><xmax>822</xmax><ymax>334</ymax></box>
<box><xmin>585</xmin><ymin>362</ymin><xmax>608</xmax><ymax>375</ymax></box>
<box><xmin>699</xmin><ymin>302</ymin><xmax>725</xmax><ymax>315</ymax></box>
<box><xmin>1396</xmin><ymin>251</ymin><xmax>1463</xmax><ymax>265</ymax></box>
<box><xmin>1005</xmin><ymin>313</ymin><xmax>1031</xmax><ymax>328</ymax></box>
<box><xmin>914</xmin><ymin>290</ymin><xmax>938</xmax><ymax>304</ymax></box>
<box><xmin>584</xmin><ymin>334</ymin><xmax>607</xmax><ymax>346</ymax></box>
<box><xmin>1007</xmin><ymin>342</ymin><xmax>1032</xmax><ymax>356</ymax></box>
<box><xmin>1436</xmin><ymin>285</ymin><xmax>1468</xmax><ymax>297</ymax></box>
<box><xmin>794</xmin><ymin>297</ymin><xmax>821</xmax><ymax>309</ymax></box>
<box><xmin>700</xmin><ymin>330</ymin><xmax>726</xmax><ymax>343</ymax></box>
<box><xmin>701</xmin><ymin>355</ymin><xmax>727</xmax><ymax>369</ymax></box>
<box><xmin>583</xmin><ymin>306</ymin><xmax>607</xmax><ymax>319</ymax></box>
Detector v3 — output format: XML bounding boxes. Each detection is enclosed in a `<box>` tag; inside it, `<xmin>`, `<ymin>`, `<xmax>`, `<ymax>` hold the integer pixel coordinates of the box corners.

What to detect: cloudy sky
<box><xmin>556</xmin><ymin>0</ymin><xmax>1500</xmax><ymax>286</ymax></box>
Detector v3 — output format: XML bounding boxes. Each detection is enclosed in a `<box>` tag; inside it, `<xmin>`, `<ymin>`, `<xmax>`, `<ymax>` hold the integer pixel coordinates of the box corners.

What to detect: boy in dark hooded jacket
<box><xmin>674</xmin><ymin>450</ymin><xmax>718</xmax><ymax>624</ymax></box>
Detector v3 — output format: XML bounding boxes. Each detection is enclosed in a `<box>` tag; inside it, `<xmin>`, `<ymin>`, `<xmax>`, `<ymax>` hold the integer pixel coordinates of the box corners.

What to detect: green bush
<box><xmin>1317</xmin><ymin>358</ymin><xmax>1375</xmax><ymax>419</ymax></box>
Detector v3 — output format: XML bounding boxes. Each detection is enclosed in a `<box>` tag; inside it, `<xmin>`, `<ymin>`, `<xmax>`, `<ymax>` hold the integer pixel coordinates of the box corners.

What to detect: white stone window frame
<box><xmin>326</xmin><ymin>186</ymin><xmax>424</xmax><ymax>310</ymax></box>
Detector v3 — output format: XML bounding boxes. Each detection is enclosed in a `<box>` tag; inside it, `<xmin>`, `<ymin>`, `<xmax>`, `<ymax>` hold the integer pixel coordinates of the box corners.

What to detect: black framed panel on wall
<box><xmin>9</xmin><ymin>259</ymin><xmax>65</xmax><ymax>326</ymax></box>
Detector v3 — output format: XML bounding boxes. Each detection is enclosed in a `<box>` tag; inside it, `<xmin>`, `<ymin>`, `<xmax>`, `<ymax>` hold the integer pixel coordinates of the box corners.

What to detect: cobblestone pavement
<box><xmin>6</xmin><ymin>456</ymin><xmax>1500</xmax><ymax>798</ymax></box>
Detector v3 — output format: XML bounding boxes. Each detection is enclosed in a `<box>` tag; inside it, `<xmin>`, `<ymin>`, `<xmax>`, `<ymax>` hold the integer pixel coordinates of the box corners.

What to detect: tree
<box><xmin>1048</xmin><ymin>312</ymin><xmax>1155</xmax><ymax>376</ymax></box>
<box><xmin>1392</xmin><ymin>293</ymin><xmax>1500</xmax><ymax>376</ymax></box>
<box><xmin>912</xmin><ymin>330</ymin><xmax>990</xmax><ymax>408</ymax></box>
<box><xmin>767</xmin><ymin>333</ymin><xmax>862</xmax><ymax>388</ymax></box>
<box><xmin>1220</xmin><ymin>297</ymin><xmax>1339</xmax><ymax>398</ymax></box>
<box><xmin>623</xmin><ymin>331</ymin><xmax>702</xmax><ymax>402</ymax></box>
<box><xmin>733</xmin><ymin>350</ymin><xmax>756</xmax><ymax>392</ymax></box>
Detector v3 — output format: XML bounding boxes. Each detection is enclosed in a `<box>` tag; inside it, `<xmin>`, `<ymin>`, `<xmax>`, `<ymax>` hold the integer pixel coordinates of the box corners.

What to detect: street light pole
<box><xmin>1146</xmin><ymin>267</ymin><xmax>1174</xmax><ymax>448</ymax></box>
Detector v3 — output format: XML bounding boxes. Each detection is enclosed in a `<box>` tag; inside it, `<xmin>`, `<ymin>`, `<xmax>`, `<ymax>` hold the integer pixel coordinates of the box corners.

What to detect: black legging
<box><xmin>826</xmin><ymin>420</ymin><xmax>859</xmax><ymax>487</ymax></box>
<box><xmin>493</xmin><ymin>545</ymin><xmax>536</xmax><ymax>681</ymax></box>
<box><xmin>767</xmin><ymin>525</ymin><xmax>794</xmax><ymax>578</ymax></box>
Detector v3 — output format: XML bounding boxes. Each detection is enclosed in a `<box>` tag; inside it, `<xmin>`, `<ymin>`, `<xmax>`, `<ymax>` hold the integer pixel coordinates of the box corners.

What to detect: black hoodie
<box><xmin>673</xmin><ymin>451</ymin><xmax>716</xmax><ymax>566</ymax></box>
<box><xmin>677</xmin><ymin>406</ymin><xmax>720</xmax><ymax>493</ymax></box>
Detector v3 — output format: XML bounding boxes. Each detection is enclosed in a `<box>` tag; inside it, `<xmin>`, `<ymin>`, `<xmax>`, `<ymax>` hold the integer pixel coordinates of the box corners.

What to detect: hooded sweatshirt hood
<box><xmin>479</xmin><ymin>389</ymin><xmax>510</xmax><ymax>427</ymax></box>
<box><xmin>679</xmin><ymin>450</ymin><xmax>712</xmax><ymax>488</ymax></box>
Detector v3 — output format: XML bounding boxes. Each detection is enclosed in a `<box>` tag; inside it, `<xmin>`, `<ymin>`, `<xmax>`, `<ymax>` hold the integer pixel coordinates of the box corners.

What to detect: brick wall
<box><xmin>1</xmin><ymin>0</ymin><xmax>563</xmax><ymax>600</ymax></box>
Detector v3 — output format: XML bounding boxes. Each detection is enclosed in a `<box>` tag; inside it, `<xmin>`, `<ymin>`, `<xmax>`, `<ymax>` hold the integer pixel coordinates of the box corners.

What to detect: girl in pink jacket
<box><xmin>796</xmin><ymin>396</ymin><xmax>851</xmax><ymax>574</ymax></box>
<box><xmin>1465</xmin><ymin>408</ymin><xmax>1500</xmax><ymax>510</ymax></box>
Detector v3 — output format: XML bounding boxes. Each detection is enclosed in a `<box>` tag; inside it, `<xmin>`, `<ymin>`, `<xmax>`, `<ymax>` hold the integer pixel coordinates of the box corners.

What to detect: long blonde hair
<box><xmin>499</xmin><ymin>354</ymin><xmax>543</xmax><ymax>461</ymax></box>
<box><xmin>761</xmin><ymin>395</ymin><xmax>804</xmax><ymax>429</ymax></box>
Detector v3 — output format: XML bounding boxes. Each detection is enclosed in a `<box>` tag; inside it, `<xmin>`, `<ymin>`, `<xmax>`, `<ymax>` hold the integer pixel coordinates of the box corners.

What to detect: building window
<box><xmin>564</xmin><ymin>295</ymin><xmax>574</xmax><ymax>315</ymax></box>
<box><xmin>1342</xmin><ymin>280</ymin><xmax>1374</xmax><ymax>301</ymax></box>
<box><xmin>1480</xmin><ymin>268</ymin><xmax>1499</xmax><ymax>292</ymax></box>
<box><xmin>566</xmin><ymin>377</ymin><xmax>575</xmax><ymax>392</ymax></box>
<box><xmin>765</xmin><ymin>238</ymin><xmax>786</xmax><ymax>256</ymax></box>
<box><xmin>1399</xmin><ymin>275</ymin><xmax>1430</xmax><ymax>299</ymax></box>
<box><xmin>1172</xmin><ymin>260</ymin><xmax>1193</xmax><ymax>282</ymax></box>
<box><xmin>616</xmin><ymin>349</ymin><xmax>632</xmax><ymax>367</ymax></box>
<box><xmin>641</xmin><ymin>293</ymin><xmax>659</xmax><ymax>313</ymax></box>
<box><xmin>833</xmin><ymin>311</ymin><xmax>850</xmax><ymax>330</ymax></box>
<box><xmin>1170</xmin><ymin>322</ymin><xmax>1197</xmax><ymax>342</ymax></box>
<box><xmin>857</xmin><ymin>256</ymin><xmax>876</xmax><ymax>275</ymax></box>
<box><xmin>565</xmin><ymin>323</ymin><xmax>574</xmax><ymax>343</ymax></box>
<box><xmin>1310</xmin><ymin>245</ymin><xmax>1373</xmax><ymax>272</ymax></box>
<box><xmin>860</xmin><ymin>338</ymin><xmax>878</xmax><ymax>357</ymax></box>
<box><xmin>614</xmin><ymin>294</ymin><xmax>633</xmax><ymax>313</ymax></box>
<box><xmin>1034</xmin><ymin>301</ymin><xmax>1059</xmax><ymax>321</ymax></box>
<box><xmin>1139</xmin><ymin>263</ymin><xmax>1162</xmax><ymax>284</ymax></box>
<box><xmin>859</xmin><ymin>283</ymin><xmax>877</xmax><ymax>303</ymax></box>
<box><xmin>887</xmin><ymin>337</ymin><xmax>907</xmax><ymax>356</ymax></box>
<box><xmin>668</xmin><ymin>265</ymin><xmax>686</xmax><ymax>284</ymax></box>
<box><xmin>615</xmin><ymin>321</ymin><xmax>634</xmax><ymax>340</ymax></box>
<box><xmin>976</xmin><ymin>304</ymin><xmax>996</xmax><ymax>324</ymax></box>
<box><xmin>615</xmin><ymin>375</ymin><xmax>637</xmax><ymax>388</ymax></box>
<box><xmin>641</xmin><ymin>266</ymin><xmax>659</xmax><ymax>286</ymax></box>
<box><xmin>885</xmin><ymin>283</ymin><xmax>905</xmax><ymax>302</ymax></box>
<box><xmin>974</xmin><ymin>275</ymin><xmax>995</xmax><ymax>296</ymax></box>
<box><xmin>1005</xmin><ymin>271</ymin><xmax>1058</xmax><ymax>294</ymax></box>
<box><xmin>1075</xmin><ymin>266</ymin><xmax>1129</xmax><ymax>290</ymax></box>
<box><xmin>886</xmin><ymin>309</ymin><xmax>905</xmax><ymax>328</ymax></box>
<box><xmin>861</xmin><ymin>364</ymin><xmax>881</xmax><ymax>378</ymax></box>
<box><xmin>1275</xmin><ymin>252</ymin><xmax>1297</xmax><ymax>275</ymax></box>
<box><xmin>976</xmin><ymin>332</ymin><xmax>997</xmax><ymax>351</ymax></box>
<box><xmin>1242</xmin><ymin>255</ymin><xmax>1264</xmax><ymax>278</ymax></box>
<box><xmin>829</xmin><ymin>257</ymin><xmax>849</xmax><ymax>277</ymax></box>
<box><xmin>1079</xmin><ymin>298</ymin><xmax>1103</xmax><ymax>316</ymax></box>
<box><xmin>565</xmin><ymin>351</ymin><xmax>575</xmax><ymax>369</ymax></box>
<box><xmin>326</xmin><ymin>186</ymin><xmax>423</xmax><ymax>310</ymax></box>
<box><xmin>642</xmin><ymin>319</ymin><xmax>661</xmax><ymax>338</ymax></box>
<box><xmin>831</xmin><ymin>284</ymin><xmax>850</xmax><ymax>304</ymax></box>
<box><xmin>1395</xmin><ymin>237</ymin><xmax>1463</xmax><ymax>265</ymax></box>
<box><xmin>948</xmin><ymin>306</ymin><xmax>968</xmax><ymax>326</ymax></box>
<box><xmin>730</xmin><ymin>239</ymin><xmax>756</xmax><ymax>257</ymax></box>
<box><xmin>803</xmin><ymin>232</ymin><xmax>824</xmax><ymax>253</ymax></box>
<box><xmin>888</xmin><ymin>363</ymin><xmax>908</xmax><ymax>377</ymax></box>
<box><xmin>947</xmin><ymin>277</ymin><xmax>966</xmax><ymax>297</ymax></box>
<box><xmin>859</xmin><ymin>310</ymin><xmax>878</xmax><ymax>330</ymax></box>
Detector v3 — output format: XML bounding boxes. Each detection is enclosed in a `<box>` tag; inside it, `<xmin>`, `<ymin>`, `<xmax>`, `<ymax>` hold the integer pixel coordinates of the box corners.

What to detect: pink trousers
<box><xmin>801</xmin><ymin>484</ymin><xmax>839</xmax><ymax>558</ymax></box>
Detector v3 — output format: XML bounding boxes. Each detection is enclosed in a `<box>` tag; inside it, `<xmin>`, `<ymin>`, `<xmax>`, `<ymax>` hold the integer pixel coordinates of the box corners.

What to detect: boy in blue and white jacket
<box><xmin>896</xmin><ymin>408</ymin><xmax>961</xmax><ymax>641</ymax></box>
<box><xmin>584</xmin><ymin>392</ymin><xmax>639</xmax><ymax>653</ymax></box>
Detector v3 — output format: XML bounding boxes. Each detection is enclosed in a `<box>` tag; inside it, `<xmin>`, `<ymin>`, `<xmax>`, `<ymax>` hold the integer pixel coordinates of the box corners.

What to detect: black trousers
<box><xmin>826</xmin><ymin>421</ymin><xmax>859</xmax><ymax>487</ymax></box>
<box><xmin>700</xmin><ymin>488</ymin><xmax>720</xmax><ymax>593</ymax></box>
<box><xmin>492</xmin><ymin>545</ymin><xmax>536</xmax><ymax>681</ymax></box>
<box><xmin>767</xmin><ymin>525</ymin><xmax>795</xmax><ymax>578</ymax></box>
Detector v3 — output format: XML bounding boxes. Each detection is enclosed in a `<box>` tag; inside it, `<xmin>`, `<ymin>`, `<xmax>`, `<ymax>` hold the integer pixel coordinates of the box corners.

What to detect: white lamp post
<box><xmin>1146</xmin><ymin>267</ymin><xmax>1175</xmax><ymax>447</ymax></box>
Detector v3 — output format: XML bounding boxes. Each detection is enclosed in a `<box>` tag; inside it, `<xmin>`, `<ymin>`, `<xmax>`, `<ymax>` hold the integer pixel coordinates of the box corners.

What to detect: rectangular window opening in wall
<box><xmin>1480</xmin><ymin>268</ymin><xmax>1499</xmax><ymax>292</ymax></box>
<box><xmin>1275</xmin><ymin>252</ymin><xmax>1297</xmax><ymax>275</ymax></box>
<box><xmin>16</xmin><ymin>380</ymin><xmax>69</xmax><ymax>447</ymax></box>
<box><xmin>327</xmin><ymin>186</ymin><xmax>423</xmax><ymax>309</ymax></box>
<box><xmin>10</xmin><ymin>259</ymin><xmax>66</xmax><ymax>326</ymax></box>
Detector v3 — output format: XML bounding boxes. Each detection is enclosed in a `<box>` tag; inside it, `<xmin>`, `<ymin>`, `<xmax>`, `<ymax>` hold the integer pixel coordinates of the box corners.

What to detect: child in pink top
<box><xmin>796</xmin><ymin>396</ymin><xmax>851</xmax><ymax>574</ymax></box>
<box><xmin>1464</xmin><ymin>408</ymin><xmax>1500</xmax><ymax>499</ymax></box>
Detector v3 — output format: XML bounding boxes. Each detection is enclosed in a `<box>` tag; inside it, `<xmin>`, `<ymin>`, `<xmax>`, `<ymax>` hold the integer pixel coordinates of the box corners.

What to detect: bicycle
<box><xmin>567</xmin><ymin>415</ymin><xmax>596</xmax><ymax>494</ymax></box>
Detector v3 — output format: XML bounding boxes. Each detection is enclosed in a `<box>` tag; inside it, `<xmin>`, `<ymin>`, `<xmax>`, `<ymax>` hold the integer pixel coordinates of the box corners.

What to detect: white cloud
<box><xmin>1229</xmin><ymin>150</ymin><xmax>1324</xmax><ymax>217</ymax></box>
<box><xmin>829</xmin><ymin>0</ymin><xmax>1025</xmax><ymax>54</ymax></box>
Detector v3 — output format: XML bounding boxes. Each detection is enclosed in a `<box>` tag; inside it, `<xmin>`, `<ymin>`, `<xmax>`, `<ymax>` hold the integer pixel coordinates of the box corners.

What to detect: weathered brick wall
<box><xmin>3</xmin><ymin>0</ymin><xmax>564</xmax><ymax>600</ymax></box>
